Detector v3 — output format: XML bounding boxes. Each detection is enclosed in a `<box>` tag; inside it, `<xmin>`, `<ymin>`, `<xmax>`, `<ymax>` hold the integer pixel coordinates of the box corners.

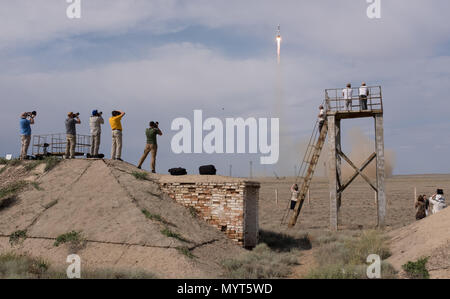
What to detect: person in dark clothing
<box><xmin>137</xmin><ymin>121</ymin><xmax>162</xmax><ymax>173</ymax></box>
<box><xmin>415</xmin><ymin>195</ymin><xmax>429</xmax><ymax>220</ymax></box>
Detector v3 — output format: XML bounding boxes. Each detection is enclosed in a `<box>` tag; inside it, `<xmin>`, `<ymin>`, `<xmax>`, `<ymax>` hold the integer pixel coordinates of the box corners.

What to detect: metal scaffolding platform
<box><xmin>32</xmin><ymin>133</ymin><xmax>91</xmax><ymax>157</ymax></box>
<box><xmin>288</xmin><ymin>86</ymin><xmax>385</xmax><ymax>230</ymax></box>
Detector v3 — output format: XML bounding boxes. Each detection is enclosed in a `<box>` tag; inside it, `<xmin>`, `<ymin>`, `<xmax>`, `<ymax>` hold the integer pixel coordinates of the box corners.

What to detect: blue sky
<box><xmin>0</xmin><ymin>0</ymin><xmax>449</xmax><ymax>176</ymax></box>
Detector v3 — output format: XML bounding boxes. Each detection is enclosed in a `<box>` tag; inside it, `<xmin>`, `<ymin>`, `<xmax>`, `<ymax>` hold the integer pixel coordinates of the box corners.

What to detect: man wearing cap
<box><xmin>19</xmin><ymin>112</ymin><xmax>35</xmax><ymax>160</ymax></box>
<box><xmin>109</xmin><ymin>110</ymin><xmax>125</xmax><ymax>161</ymax></box>
<box><xmin>137</xmin><ymin>121</ymin><xmax>163</xmax><ymax>173</ymax></box>
<box><xmin>342</xmin><ymin>83</ymin><xmax>353</xmax><ymax>111</ymax></box>
<box><xmin>65</xmin><ymin>112</ymin><xmax>81</xmax><ymax>159</ymax></box>
<box><xmin>359</xmin><ymin>82</ymin><xmax>369</xmax><ymax>111</ymax></box>
<box><xmin>89</xmin><ymin>110</ymin><xmax>104</xmax><ymax>158</ymax></box>
<box><xmin>429</xmin><ymin>189</ymin><xmax>447</xmax><ymax>215</ymax></box>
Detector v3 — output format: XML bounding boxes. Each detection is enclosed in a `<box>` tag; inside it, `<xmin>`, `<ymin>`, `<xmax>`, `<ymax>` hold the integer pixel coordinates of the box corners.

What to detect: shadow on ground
<box><xmin>258</xmin><ymin>230</ymin><xmax>312</xmax><ymax>252</ymax></box>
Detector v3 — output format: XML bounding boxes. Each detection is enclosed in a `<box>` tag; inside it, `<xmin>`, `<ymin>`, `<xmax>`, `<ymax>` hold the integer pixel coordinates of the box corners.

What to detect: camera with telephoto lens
<box><xmin>26</xmin><ymin>111</ymin><xmax>37</xmax><ymax>118</ymax></box>
<box><xmin>73</xmin><ymin>112</ymin><xmax>80</xmax><ymax>117</ymax></box>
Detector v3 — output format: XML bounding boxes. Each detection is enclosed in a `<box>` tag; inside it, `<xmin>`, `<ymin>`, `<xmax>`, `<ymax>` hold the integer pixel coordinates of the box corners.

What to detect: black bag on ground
<box><xmin>199</xmin><ymin>165</ymin><xmax>216</xmax><ymax>175</ymax></box>
<box><xmin>168</xmin><ymin>167</ymin><xmax>187</xmax><ymax>176</ymax></box>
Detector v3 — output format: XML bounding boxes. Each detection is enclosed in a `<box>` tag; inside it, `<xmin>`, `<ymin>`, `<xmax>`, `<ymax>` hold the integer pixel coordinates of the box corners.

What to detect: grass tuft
<box><xmin>402</xmin><ymin>257</ymin><xmax>430</xmax><ymax>279</ymax></box>
<box><xmin>0</xmin><ymin>181</ymin><xmax>28</xmax><ymax>199</ymax></box>
<box><xmin>43</xmin><ymin>157</ymin><xmax>61</xmax><ymax>172</ymax></box>
<box><xmin>24</xmin><ymin>161</ymin><xmax>43</xmax><ymax>171</ymax></box>
<box><xmin>54</xmin><ymin>231</ymin><xmax>86</xmax><ymax>252</ymax></box>
<box><xmin>31</xmin><ymin>182</ymin><xmax>43</xmax><ymax>191</ymax></box>
<box><xmin>9</xmin><ymin>230</ymin><xmax>28</xmax><ymax>246</ymax></box>
<box><xmin>177</xmin><ymin>247</ymin><xmax>196</xmax><ymax>259</ymax></box>
<box><xmin>132</xmin><ymin>171</ymin><xmax>148</xmax><ymax>180</ymax></box>
<box><xmin>160</xmin><ymin>228</ymin><xmax>189</xmax><ymax>243</ymax></box>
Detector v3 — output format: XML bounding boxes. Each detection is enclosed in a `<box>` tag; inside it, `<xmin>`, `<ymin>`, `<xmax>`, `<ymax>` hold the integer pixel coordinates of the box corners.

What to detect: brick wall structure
<box><xmin>158</xmin><ymin>176</ymin><xmax>260</xmax><ymax>248</ymax></box>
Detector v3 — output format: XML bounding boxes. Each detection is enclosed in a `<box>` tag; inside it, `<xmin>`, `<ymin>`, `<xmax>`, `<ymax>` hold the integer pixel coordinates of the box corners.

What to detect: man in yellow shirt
<box><xmin>109</xmin><ymin>110</ymin><xmax>125</xmax><ymax>161</ymax></box>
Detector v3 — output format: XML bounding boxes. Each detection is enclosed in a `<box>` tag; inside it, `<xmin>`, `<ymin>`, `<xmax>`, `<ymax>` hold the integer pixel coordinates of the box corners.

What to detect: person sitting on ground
<box><xmin>137</xmin><ymin>121</ymin><xmax>163</xmax><ymax>173</ymax></box>
<box><xmin>359</xmin><ymin>82</ymin><xmax>369</xmax><ymax>111</ymax></box>
<box><xmin>429</xmin><ymin>189</ymin><xmax>446</xmax><ymax>214</ymax></box>
<box><xmin>415</xmin><ymin>195</ymin><xmax>429</xmax><ymax>220</ymax></box>
<box><xmin>290</xmin><ymin>184</ymin><xmax>300</xmax><ymax>210</ymax></box>
<box><xmin>318</xmin><ymin>105</ymin><xmax>326</xmax><ymax>132</ymax></box>
<box><xmin>343</xmin><ymin>83</ymin><xmax>353</xmax><ymax>111</ymax></box>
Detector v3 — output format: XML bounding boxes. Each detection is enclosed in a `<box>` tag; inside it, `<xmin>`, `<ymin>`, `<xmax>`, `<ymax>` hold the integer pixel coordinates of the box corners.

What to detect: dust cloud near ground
<box><xmin>341</xmin><ymin>127</ymin><xmax>396</xmax><ymax>180</ymax></box>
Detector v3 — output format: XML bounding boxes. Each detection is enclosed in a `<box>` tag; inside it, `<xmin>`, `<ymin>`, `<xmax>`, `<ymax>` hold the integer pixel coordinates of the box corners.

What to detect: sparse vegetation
<box><xmin>43</xmin><ymin>157</ymin><xmax>61</xmax><ymax>172</ymax></box>
<box><xmin>132</xmin><ymin>171</ymin><xmax>148</xmax><ymax>180</ymax></box>
<box><xmin>160</xmin><ymin>228</ymin><xmax>189</xmax><ymax>243</ymax></box>
<box><xmin>177</xmin><ymin>246</ymin><xmax>196</xmax><ymax>259</ymax></box>
<box><xmin>0</xmin><ymin>181</ymin><xmax>28</xmax><ymax>199</ymax></box>
<box><xmin>0</xmin><ymin>158</ymin><xmax>8</xmax><ymax>165</ymax></box>
<box><xmin>7</xmin><ymin>159</ymin><xmax>22</xmax><ymax>167</ymax></box>
<box><xmin>188</xmin><ymin>206</ymin><xmax>198</xmax><ymax>218</ymax></box>
<box><xmin>0</xmin><ymin>253</ymin><xmax>156</xmax><ymax>279</ymax></box>
<box><xmin>0</xmin><ymin>253</ymin><xmax>49</xmax><ymax>278</ymax></box>
<box><xmin>402</xmin><ymin>257</ymin><xmax>430</xmax><ymax>279</ymax></box>
<box><xmin>306</xmin><ymin>230</ymin><xmax>396</xmax><ymax>279</ymax></box>
<box><xmin>9</xmin><ymin>230</ymin><xmax>28</xmax><ymax>246</ymax></box>
<box><xmin>24</xmin><ymin>160</ymin><xmax>43</xmax><ymax>171</ymax></box>
<box><xmin>222</xmin><ymin>243</ymin><xmax>299</xmax><ymax>279</ymax></box>
<box><xmin>31</xmin><ymin>182</ymin><xmax>43</xmax><ymax>191</ymax></box>
<box><xmin>54</xmin><ymin>231</ymin><xmax>86</xmax><ymax>252</ymax></box>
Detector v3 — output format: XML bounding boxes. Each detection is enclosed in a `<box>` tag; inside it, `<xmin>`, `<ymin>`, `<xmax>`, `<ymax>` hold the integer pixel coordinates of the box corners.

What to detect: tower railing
<box><xmin>32</xmin><ymin>133</ymin><xmax>91</xmax><ymax>157</ymax></box>
<box><xmin>325</xmin><ymin>86</ymin><xmax>383</xmax><ymax>113</ymax></box>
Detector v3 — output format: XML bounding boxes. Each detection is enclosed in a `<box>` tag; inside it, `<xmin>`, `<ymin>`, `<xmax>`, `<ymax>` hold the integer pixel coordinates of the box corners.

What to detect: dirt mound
<box><xmin>387</xmin><ymin>206</ymin><xmax>450</xmax><ymax>278</ymax></box>
<box><xmin>0</xmin><ymin>159</ymin><xmax>244</xmax><ymax>278</ymax></box>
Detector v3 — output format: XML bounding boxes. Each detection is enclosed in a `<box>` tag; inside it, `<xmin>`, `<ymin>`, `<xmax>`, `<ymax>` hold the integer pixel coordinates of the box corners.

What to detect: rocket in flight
<box><xmin>276</xmin><ymin>25</ymin><xmax>282</xmax><ymax>64</ymax></box>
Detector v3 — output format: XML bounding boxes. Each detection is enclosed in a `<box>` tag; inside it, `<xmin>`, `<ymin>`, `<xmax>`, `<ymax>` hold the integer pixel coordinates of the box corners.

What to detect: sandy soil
<box><xmin>1</xmin><ymin>160</ymin><xmax>449</xmax><ymax>278</ymax></box>
<box><xmin>0</xmin><ymin>159</ymin><xmax>244</xmax><ymax>278</ymax></box>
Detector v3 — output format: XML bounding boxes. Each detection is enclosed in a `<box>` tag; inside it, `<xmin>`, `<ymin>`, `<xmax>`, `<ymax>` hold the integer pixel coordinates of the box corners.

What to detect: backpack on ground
<box><xmin>168</xmin><ymin>167</ymin><xmax>187</xmax><ymax>176</ymax></box>
<box><xmin>199</xmin><ymin>165</ymin><xmax>216</xmax><ymax>175</ymax></box>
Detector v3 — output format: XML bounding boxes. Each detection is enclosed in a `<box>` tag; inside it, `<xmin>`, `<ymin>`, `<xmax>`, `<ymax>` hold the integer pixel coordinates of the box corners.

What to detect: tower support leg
<box><xmin>328</xmin><ymin>115</ymin><xmax>338</xmax><ymax>231</ymax></box>
<box><xmin>375</xmin><ymin>114</ymin><xmax>386</xmax><ymax>227</ymax></box>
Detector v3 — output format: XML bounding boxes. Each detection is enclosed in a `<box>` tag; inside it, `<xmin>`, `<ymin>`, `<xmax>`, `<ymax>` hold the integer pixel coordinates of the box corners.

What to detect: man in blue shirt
<box><xmin>19</xmin><ymin>111</ymin><xmax>36</xmax><ymax>160</ymax></box>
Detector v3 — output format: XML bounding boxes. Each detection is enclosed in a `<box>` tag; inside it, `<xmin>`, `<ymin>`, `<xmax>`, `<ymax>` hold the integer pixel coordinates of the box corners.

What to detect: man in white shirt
<box><xmin>89</xmin><ymin>110</ymin><xmax>104</xmax><ymax>158</ymax></box>
<box><xmin>342</xmin><ymin>83</ymin><xmax>353</xmax><ymax>111</ymax></box>
<box><xmin>359</xmin><ymin>82</ymin><xmax>369</xmax><ymax>111</ymax></box>
<box><xmin>429</xmin><ymin>189</ymin><xmax>446</xmax><ymax>214</ymax></box>
<box><xmin>318</xmin><ymin>105</ymin><xmax>326</xmax><ymax>132</ymax></box>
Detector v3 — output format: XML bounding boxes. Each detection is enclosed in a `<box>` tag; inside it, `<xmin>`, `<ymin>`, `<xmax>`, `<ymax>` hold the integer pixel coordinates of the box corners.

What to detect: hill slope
<box><xmin>387</xmin><ymin>205</ymin><xmax>450</xmax><ymax>278</ymax></box>
<box><xmin>0</xmin><ymin>159</ymin><xmax>244</xmax><ymax>278</ymax></box>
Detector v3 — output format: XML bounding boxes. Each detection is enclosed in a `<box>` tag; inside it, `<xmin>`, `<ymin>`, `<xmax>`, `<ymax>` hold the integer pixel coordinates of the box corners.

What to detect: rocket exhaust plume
<box><xmin>276</xmin><ymin>24</ymin><xmax>282</xmax><ymax>64</ymax></box>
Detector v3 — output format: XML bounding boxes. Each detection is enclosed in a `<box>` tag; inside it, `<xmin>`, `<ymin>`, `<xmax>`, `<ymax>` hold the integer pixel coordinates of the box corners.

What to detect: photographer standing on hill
<box><xmin>137</xmin><ymin>121</ymin><xmax>162</xmax><ymax>173</ymax></box>
<box><xmin>109</xmin><ymin>110</ymin><xmax>125</xmax><ymax>161</ymax></box>
<box><xmin>19</xmin><ymin>111</ymin><xmax>36</xmax><ymax>160</ymax></box>
<box><xmin>65</xmin><ymin>112</ymin><xmax>81</xmax><ymax>159</ymax></box>
<box><xmin>89</xmin><ymin>110</ymin><xmax>104</xmax><ymax>158</ymax></box>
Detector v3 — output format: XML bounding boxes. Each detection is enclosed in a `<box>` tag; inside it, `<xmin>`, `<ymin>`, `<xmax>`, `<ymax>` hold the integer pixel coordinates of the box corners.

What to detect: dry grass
<box><xmin>221</xmin><ymin>243</ymin><xmax>299</xmax><ymax>279</ymax></box>
<box><xmin>306</xmin><ymin>230</ymin><xmax>397</xmax><ymax>279</ymax></box>
<box><xmin>0</xmin><ymin>253</ymin><xmax>156</xmax><ymax>279</ymax></box>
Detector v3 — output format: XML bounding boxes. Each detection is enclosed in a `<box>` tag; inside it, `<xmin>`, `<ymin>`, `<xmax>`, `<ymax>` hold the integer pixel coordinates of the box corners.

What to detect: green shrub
<box><xmin>132</xmin><ymin>171</ymin><xmax>148</xmax><ymax>180</ymax></box>
<box><xmin>9</xmin><ymin>230</ymin><xmax>28</xmax><ymax>246</ymax></box>
<box><xmin>54</xmin><ymin>231</ymin><xmax>86</xmax><ymax>252</ymax></box>
<box><xmin>402</xmin><ymin>257</ymin><xmax>430</xmax><ymax>279</ymax></box>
